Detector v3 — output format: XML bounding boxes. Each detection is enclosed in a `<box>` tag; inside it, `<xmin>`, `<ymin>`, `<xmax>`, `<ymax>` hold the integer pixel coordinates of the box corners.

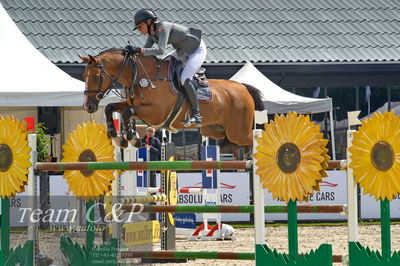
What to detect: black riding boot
<box><xmin>181</xmin><ymin>79</ymin><xmax>202</xmax><ymax>127</ymax></box>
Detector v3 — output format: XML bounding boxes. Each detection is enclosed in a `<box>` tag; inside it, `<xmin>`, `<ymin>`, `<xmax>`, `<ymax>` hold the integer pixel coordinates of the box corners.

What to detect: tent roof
<box><xmin>0</xmin><ymin>3</ymin><xmax>85</xmax><ymax>106</ymax></box>
<box><xmin>0</xmin><ymin>3</ymin><xmax>119</xmax><ymax>107</ymax></box>
<box><xmin>230</xmin><ymin>62</ymin><xmax>332</xmax><ymax>114</ymax></box>
<box><xmin>2</xmin><ymin>0</ymin><xmax>400</xmax><ymax>64</ymax></box>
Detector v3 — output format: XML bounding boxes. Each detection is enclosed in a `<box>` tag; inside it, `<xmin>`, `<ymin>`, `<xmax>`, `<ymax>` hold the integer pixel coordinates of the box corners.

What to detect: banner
<box><xmin>265</xmin><ymin>170</ymin><xmax>347</xmax><ymax>220</ymax></box>
<box><xmin>361</xmin><ymin>192</ymin><xmax>400</xmax><ymax>219</ymax></box>
<box><xmin>173</xmin><ymin>213</ymin><xmax>196</xmax><ymax>229</ymax></box>
<box><xmin>176</xmin><ymin>172</ymin><xmax>251</xmax><ymax>222</ymax></box>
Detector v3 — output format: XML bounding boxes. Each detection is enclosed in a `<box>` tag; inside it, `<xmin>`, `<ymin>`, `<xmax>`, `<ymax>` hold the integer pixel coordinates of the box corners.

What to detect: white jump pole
<box><xmin>253</xmin><ymin>129</ymin><xmax>265</xmax><ymax>245</ymax></box>
<box><xmin>329</xmin><ymin>109</ymin><xmax>336</xmax><ymax>160</ymax></box>
<box><xmin>346</xmin><ymin>111</ymin><xmax>361</xmax><ymax>244</ymax></box>
<box><xmin>111</xmin><ymin>145</ymin><xmax>121</xmax><ymax>242</ymax></box>
<box><xmin>253</xmin><ymin>111</ymin><xmax>268</xmax><ymax>245</ymax></box>
<box><xmin>27</xmin><ymin>134</ymin><xmax>37</xmax><ymax>263</ymax></box>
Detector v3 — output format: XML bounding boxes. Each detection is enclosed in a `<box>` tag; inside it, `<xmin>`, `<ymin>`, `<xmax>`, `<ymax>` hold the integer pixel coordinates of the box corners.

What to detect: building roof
<box><xmin>1</xmin><ymin>0</ymin><xmax>400</xmax><ymax>64</ymax></box>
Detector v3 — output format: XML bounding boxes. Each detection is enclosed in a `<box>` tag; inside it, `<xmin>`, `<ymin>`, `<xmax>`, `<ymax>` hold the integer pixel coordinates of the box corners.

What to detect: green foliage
<box><xmin>256</xmin><ymin>244</ymin><xmax>332</xmax><ymax>266</ymax></box>
<box><xmin>60</xmin><ymin>236</ymin><xmax>118</xmax><ymax>266</ymax></box>
<box><xmin>349</xmin><ymin>242</ymin><xmax>400</xmax><ymax>266</ymax></box>
<box><xmin>1</xmin><ymin>240</ymin><xmax>34</xmax><ymax>266</ymax></box>
<box><xmin>35</xmin><ymin>123</ymin><xmax>51</xmax><ymax>162</ymax></box>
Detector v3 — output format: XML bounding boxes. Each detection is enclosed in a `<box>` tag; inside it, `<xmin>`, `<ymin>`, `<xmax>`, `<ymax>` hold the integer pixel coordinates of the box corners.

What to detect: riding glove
<box><xmin>124</xmin><ymin>45</ymin><xmax>141</xmax><ymax>55</ymax></box>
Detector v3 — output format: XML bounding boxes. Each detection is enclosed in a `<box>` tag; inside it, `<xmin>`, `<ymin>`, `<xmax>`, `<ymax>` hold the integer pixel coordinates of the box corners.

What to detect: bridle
<box><xmin>84</xmin><ymin>51</ymin><xmax>138</xmax><ymax>101</ymax></box>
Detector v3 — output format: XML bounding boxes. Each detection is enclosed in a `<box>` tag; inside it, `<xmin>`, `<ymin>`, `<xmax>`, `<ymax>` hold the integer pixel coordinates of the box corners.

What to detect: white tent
<box><xmin>230</xmin><ymin>62</ymin><xmax>336</xmax><ymax>159</ymax></box>
<box><xmin>0</xmin><ymin>3</ymin><xmax>118</xmax><ymax>106</ymax></box>
<box><xmin>230</xmin><ymin>62</ymin><xmax>332</xmax><ymax>114</ymax></box>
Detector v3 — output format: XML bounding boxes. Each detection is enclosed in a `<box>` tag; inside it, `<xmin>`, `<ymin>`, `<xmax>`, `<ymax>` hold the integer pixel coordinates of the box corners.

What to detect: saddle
<box><xmin>156</xmin><ymin>56</ymin><xmax>212</xmax><ymax>133</ymax></box>
<box><xmin>167</xmin><ymin>57</ymin><xmax>210</xmax><ymax>95</ymax></box>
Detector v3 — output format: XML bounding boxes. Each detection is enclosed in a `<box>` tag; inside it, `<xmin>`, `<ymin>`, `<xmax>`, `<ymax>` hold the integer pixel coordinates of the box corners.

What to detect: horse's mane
<box><xmin>95</xmin><ymin>47</ymin><xmax>166</xmax><ymax>63</ymax></box>
<box><xmin>96</xmin><ymin>47</ymin><xmax>123</xmax><ymax>56</ymax></box>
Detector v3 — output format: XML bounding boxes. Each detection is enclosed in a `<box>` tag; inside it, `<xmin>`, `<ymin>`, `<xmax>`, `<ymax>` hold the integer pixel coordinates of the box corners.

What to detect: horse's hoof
<box><xmin>113</xmin><ymin>137</ymin><xmax>128</xmax><ymax>149</ymax></box>
<box><xmin>128</xmin><ymin>138</ymin><xmax>142</xmax><ymax>148</ymax></box>
<box><xmin>126</xmin><ymin>132</ymin><xmax>134</xmax><ymax>141</ymax></box>
<box><xmin>135</xmin><ymin>139</ymin><xmax>142</xmax><ymax>148</ymax></box>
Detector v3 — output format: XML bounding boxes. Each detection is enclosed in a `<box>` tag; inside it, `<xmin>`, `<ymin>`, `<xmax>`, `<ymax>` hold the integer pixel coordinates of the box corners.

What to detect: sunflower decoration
<box><xmin>349</xmin><ymin>111</ymin><xmax>400</xmax><ymax>201</ymax></box>
<box><xmin>254</xmin><ymin>112</ymin><xmax>330</xmax><ymax>203</ymax></box>
<box><xmin>0</xmin><ymin>116</ymin><xmax>31</xmax><ymax>198</ymax></box>
<box><xmin>62</xmin><ymin>121</ymin><xmax>115</xmax><ymax>200</ymax></box>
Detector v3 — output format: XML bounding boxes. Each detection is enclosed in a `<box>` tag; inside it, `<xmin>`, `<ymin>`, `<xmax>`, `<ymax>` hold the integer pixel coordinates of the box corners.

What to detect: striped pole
<box><xmin>148</xmin><ymin>187</ymin><xmax>203</xmax><ymax>194</ymax></box>
<box><xmin>36</xmin><ymin>160</ymin><xmax>345</xmax><ymax>172</ymax></box>
<box><xmin>120</xmin><ymin>204</ymin><xmax>346</xmax><ymax>214</ymax></box>
<box><xmin>120</xmin><ymin>251</ymin><xmax>343</xmax><ymax>262</ymax></box>
<box><xmin>147</xmin><ymin>187</ymin><xmax>162</xmax><ymax>193</ymax></box>
<box><xmin>120</xmin><ymin>194</ymin><xmax>167</xmax><ymax>204</ymax></box>
<box><xmin>120</xmin><ymin>251</ymin><xmax>255</xmax><ymax>260</ymax></box>
<box><xmin>178</xmin><ymin>188</ymin><xmax>203</xmax><ymax>194</ymax></box>
<box><xmin>35</xmin><ymin>160</ymin><xmax>251</xmax><ymax>171</ymax></box>
<box><xmin>327</xmin><ymin>160</ymin><xmax>347</xmax><ymax>170</ymax></box>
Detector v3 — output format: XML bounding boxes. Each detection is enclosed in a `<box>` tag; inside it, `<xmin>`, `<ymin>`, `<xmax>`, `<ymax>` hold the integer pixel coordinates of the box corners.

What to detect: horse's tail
<box><xmin>242</xmin><ymin>83</ymin><xmax>264</xmax><ymax>111</ymax></box>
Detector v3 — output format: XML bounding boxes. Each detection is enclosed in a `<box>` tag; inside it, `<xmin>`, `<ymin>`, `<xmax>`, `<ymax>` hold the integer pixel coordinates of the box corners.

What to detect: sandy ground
<box><xmin>9</xmin><ymin>224</ymin><xmax>400</xmax><ymax>265</ymax></box>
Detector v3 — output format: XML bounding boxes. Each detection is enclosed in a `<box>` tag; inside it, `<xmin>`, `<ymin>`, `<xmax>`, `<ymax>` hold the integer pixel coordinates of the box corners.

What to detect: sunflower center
<box><xmin>79</xmin><ymin>149</ymin><xmax>97</xmax><ymax>177</ymax></box>
<box><xmin>0</xmin><ymin>144</ymin><xmax>13</xmax><ymax>172</ymax></box>
<box><xmin>371</xmin><ymin>141</ymin><xmax>394</xmax><ymax>171</ymax></box>
<box><xmin>276</xmin><ymin>142</ymin><xmax>301</xmax><ymax>174</ymax></box>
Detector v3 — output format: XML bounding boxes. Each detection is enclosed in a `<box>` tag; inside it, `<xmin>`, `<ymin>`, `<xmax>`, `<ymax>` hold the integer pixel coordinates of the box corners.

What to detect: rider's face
<box><xmin>137</xmin><ymin>22</ymin><xmax>148</xmax><ymax>35</ymax></box>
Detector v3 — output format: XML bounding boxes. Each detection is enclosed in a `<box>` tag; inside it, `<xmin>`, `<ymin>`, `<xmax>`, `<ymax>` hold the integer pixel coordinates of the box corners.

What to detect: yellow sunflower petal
<box><xmin>0</xmin><ymin>117</ymin><xmax>31</xmax><ymax>198</ymax></box>
<box><xmin>255</xmin><ymin>112</ymin><xmax>329</xmax><ymax>203</ymax></box>
<box><xmin>62</xmin><ymin>121</ymin><xmax>115</xmax><ymax>201</ymax></box>
<box><xmin>349</xmin><ymin>111</ymin><xmax>400</xmax><ymax>201</ymax></box>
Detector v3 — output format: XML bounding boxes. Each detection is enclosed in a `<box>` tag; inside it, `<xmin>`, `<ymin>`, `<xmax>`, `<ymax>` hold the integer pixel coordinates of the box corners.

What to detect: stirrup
<box><xmin>181</xmin><ymin>116</ymin><xmax>202</xmax><ymax>127</ymax></box>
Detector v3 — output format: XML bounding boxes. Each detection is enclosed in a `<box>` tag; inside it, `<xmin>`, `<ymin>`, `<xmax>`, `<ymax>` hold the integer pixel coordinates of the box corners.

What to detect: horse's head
<box><xmin>79</xmin><ymin>49</ymin><xmax>127</xmax><ymax>113</ymax></box>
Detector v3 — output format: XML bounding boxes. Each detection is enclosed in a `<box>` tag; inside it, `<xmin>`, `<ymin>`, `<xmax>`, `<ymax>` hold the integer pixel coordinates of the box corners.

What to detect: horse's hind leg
<box><xmin>224</xmin><ymin>112</ymin><xmax>254</xmax><ymax>147</ymax></box>
<box><xmin>200</xmin><ymin>125</ymin><xmax>226</xmax><ymax>140</ymax></box>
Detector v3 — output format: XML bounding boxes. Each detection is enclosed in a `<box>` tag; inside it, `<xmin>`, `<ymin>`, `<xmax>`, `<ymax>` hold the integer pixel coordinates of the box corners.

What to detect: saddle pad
<box><xmin>167</xmin><ymin>57</ymin><xmax>212</xmax><ymax>102</ymax></box>
<box><xmin>196</xmin><ymin>85</ymin><xmax>212</xmax><ymax>102</ymax></box>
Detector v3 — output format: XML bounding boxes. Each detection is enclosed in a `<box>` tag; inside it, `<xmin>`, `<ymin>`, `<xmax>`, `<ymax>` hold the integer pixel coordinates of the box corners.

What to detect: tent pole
<box><xmin>329</xmin><ymin>109</ymin><xmax>336</xmax><ymax>160</ymax></box>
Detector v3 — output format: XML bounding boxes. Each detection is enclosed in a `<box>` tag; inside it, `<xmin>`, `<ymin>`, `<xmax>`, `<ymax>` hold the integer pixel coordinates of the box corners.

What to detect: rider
<box><xmin>125</xmin><ymin>9</ymin><xmax>205</xmax><ymax>127</ymax></box>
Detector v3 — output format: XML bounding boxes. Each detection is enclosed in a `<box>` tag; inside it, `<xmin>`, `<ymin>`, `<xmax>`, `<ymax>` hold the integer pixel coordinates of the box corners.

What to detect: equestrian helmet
<box><xmin>134</xmin><ymin>9</ymin><xmax>157</xmax><ymax>28</ymax></box>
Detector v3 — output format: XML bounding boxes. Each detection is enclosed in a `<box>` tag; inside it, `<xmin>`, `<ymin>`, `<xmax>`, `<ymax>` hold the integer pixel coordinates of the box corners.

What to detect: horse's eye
<box><xmin>93</xmin><ymin>75</ymin><xmax>100</xmax><ymax>81</ymax></box>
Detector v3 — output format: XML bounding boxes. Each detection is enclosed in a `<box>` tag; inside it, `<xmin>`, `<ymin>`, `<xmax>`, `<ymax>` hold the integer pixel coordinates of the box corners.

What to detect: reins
<box><xmin>84</xmin><ymin>51</ymin><xmax>137</xmax><ymax>101</ymax></box>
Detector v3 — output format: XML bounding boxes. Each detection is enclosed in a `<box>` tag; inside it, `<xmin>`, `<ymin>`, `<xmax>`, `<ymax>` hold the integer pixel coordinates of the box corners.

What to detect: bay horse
<box><xmin>79</xmin><ymin>48</ymin><xmax>264</xmax><ymax>150</ymax></box>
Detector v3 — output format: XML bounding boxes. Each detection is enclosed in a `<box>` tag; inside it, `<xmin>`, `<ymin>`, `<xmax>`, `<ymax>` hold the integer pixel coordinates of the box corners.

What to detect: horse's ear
<box><xmin>79</xmin><ymin>55</ymin><xmax>91</xmax><ymax>63</ymax></box>
<box><xmin>79</xmin><ymin>55</ymin><xmax>98</xmax><ymax>64</ymax></box>
<box><xmin>88</xmin><ymin>55</ymin><xmax>99</xmax><ymax>65</ymax></box>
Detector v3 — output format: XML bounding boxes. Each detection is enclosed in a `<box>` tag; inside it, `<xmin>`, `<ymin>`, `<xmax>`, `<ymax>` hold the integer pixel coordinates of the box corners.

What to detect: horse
<box><xmin>79</xmin><ymin>48</ymin><xmax>264</xmax><ymax>151</ymax></box>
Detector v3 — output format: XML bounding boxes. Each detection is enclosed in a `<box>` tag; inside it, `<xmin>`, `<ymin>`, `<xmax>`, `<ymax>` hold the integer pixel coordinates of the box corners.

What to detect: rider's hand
<box><xmin>124</xmin><ymin>45</ymin><xmax>141</xmax><ymax>55</ymax></box>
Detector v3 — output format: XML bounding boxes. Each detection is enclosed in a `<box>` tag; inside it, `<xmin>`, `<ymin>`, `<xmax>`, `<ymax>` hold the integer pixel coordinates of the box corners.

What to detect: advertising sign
<box><xmin>176</xmin><ymin>172</ymin><xmax>250</xmax><ymax>222</ymax></box>
<box><xmin>361</xmin><ymin>191</ymin><xmax>400</xmax><ymax>219</ymax></box>
<box><xmin>264</xmin><ymin>170</ymin><xmax>347</xmax><ymax>220</ymax></box>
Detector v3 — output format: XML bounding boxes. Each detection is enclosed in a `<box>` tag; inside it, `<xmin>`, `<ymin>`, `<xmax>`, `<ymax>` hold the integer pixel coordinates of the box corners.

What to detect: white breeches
<box><xmin>164</xmin><ymin>40</ymin><xmax>207</xmax><ymax>85</ymax></box>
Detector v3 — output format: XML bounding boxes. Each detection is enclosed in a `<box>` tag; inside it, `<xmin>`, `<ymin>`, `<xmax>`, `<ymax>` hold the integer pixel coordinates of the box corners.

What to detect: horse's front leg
<box><xmin>122</xmin><ymin>107</ymin><xmax>142</xmax><ymax>148</ymax></box>
<box><xmin>105</xmin><ymin>102</ymin><xmax>130</xmax><ymax>148</ymax></box>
